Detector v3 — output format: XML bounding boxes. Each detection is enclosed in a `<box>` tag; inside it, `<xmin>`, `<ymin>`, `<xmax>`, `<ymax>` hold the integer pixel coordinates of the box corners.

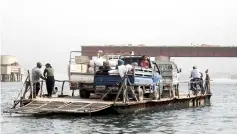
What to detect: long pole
<box><xmin>27</xmin><ymin>70</ymin><xmax>33</xmax><ymax>99</ymax></box>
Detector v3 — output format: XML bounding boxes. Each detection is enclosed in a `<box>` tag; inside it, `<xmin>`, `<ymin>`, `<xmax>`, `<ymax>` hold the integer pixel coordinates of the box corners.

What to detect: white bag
<box><xmin>89</xmin><ymin>58</ymin><xmax>106</xmax><ymax>67</ymax></box>
<box><xmin>81</xmin><ymin>64</ymin><xmax>88</xmax><ymax>73</ymax></box>
<box><xmin>108</xmin><ymin>70</ymin><xmax>119</xmax><ymax>75</ymax></box>
<box><xmin>88</xmin><ymin>67</ymin><xmax>94</xmax><ymax>73</ymax></box>
<box><xmin>108</xmin><ymin>59</ymin><xmax>118</xmax><ymax>67</ymax></box>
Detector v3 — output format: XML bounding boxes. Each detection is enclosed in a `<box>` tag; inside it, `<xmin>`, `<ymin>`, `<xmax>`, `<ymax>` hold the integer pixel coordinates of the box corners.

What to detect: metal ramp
<box><xmin>9</xmin><ymin>100</ymin><xmax>112</xmax><ymax>114</ymax></box>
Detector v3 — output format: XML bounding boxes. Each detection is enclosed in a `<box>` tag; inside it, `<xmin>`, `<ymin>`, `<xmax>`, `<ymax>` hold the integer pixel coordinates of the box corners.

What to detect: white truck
<box><xmin>68</xmin><ymin>51</ymin><xmax>123</xmax><ymax>98</ymax></box>
<box><xmin>155</xmin><ymin>57</ymin><xmax>182</xmax><ymax>97</ymax></box>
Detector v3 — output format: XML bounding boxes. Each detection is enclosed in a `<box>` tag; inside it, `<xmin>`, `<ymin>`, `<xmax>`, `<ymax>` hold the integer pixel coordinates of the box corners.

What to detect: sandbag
<box><xmin>75</xmin><ymin>56</ymin><xmax>90</xmax><ymax>64</ymax></box>
<box><xmin>118</xmin><ymin>65</ymin><xmax>133</xmax><ymax>77</ymax></box>
<box><xmin>103</xmin><ymin>61</ymin><xmax>109</xmax><ymax>66</ymax></box>
<box><xmin>81</xmin><ymin>64</ymin><xmax>88</xmax><ymax>73</ymax></box>
<box><xmin>89</xmin><ymin>60</ymin><xmax>95</xmax><ymax>67</ymax></box>
<box><xmin>70</xmin><ymin>64</ymin><xmax>82</xmax><ymax>73</ymax></box>
<box><xmin>70</xmin><ymin>64</ymin><xmax>88</xmax><ymax>73</ymax></box>
<box><xmin>108</xmin><ymin>69</ymin><xmax>119</xmax><ymax>75</ymax></box>
<box><xmin>95</xmin><ymin>58</ymin><xmax>106</xmax><ymax>66</ymax></box>
<box><xmin>89</xmin><ymin>58</ymin><xmax>106</xmax><ymax>67</ymax></box>
<box><xmin>109</xmin><ymin>59</ymin><xmax>118</xmax><ymax>67</ymax></box>
<box><xmin>88</xmin><ymin>67</ymin><xmax>94</xmax><ymax>73</ymax></box>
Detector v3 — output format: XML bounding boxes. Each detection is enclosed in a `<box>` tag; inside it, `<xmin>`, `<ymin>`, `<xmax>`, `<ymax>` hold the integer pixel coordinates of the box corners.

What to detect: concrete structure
<box><xmin>81</xmin><ymin>45</ymin><xmax>237</xmax><ymax>57</ymax></box>
<box><xmin>1</xmin><ymin>55</ymin><xmax>23</xmax><ymax>82</ymax></box>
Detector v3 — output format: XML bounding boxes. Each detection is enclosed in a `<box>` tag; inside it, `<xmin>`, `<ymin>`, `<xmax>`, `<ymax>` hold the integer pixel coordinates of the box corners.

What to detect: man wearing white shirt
<box><xmin>190</xmin><ymin>66</ymin><xmax>203</xmax><ymax>90</ymax></box>
<box><xmin>29</xmin><ymin>62</ymin><xmax>46</xmax><ymax>98</ymax></box>
<box><xmin>190</xmin><ymin>66</ymin><xmax>201</xmax><ymax>79</ymax></box>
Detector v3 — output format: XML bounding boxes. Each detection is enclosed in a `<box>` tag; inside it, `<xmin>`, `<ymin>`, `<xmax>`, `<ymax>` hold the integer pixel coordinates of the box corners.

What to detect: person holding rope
<box><xmin>30</xmin><ymin>62</ymin><xmax>46</xmax><ymax>98</ymax></box>
<box><xmin>43</xmin><ymin>63</ymin><xmax>55</xmax><ymax>98</ymax></box>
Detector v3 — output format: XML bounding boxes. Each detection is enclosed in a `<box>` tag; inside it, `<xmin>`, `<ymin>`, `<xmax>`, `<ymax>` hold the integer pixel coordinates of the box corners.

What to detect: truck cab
<box><xmin>155</xmin><ymin>60</ymin><xmax>181</xmax><ymax>97</ymax></box>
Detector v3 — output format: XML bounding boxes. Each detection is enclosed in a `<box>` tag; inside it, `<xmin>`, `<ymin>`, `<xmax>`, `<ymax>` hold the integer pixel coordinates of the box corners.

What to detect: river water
<box><xmin>1</xmin><ymin>80</ymin><xmax>237</xmax><ymax>134</ymax></box>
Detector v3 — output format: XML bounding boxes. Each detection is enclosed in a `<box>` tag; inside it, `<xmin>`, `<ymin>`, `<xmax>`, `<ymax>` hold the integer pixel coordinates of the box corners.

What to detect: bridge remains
<box><xmin>81</xmin><ymin>45</ymin><xmax>237</xmax><ymax>57</ymax></box>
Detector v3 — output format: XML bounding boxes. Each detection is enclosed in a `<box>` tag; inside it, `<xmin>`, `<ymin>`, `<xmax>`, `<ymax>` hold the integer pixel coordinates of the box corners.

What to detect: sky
<box><xmin>1</xmin><ymin>0</ymin><xmax>237</xmax><ymax>78</ymax></box>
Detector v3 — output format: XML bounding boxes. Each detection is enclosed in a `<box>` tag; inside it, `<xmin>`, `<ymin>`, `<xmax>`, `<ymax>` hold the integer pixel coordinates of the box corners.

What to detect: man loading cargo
<box><xmin>29</xmin><ymin>62</ymin><xmax>46</xmax><ymax>98</ymax></box>
<box><xmin>43</xmin><ymin>63</ymin><xmax>55</xmax><ymax>98</ymax></box>
<box><xmin>116</xmin><ymin>59</ymin><xmax>125</xmax><ymax>69</ymax></box>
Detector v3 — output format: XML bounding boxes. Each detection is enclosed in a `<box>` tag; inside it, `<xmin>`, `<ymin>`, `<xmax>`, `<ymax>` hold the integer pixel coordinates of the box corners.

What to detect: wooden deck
<box><xmin>10</xmin><ymin>99</ymin><xmax>111</xmax><ymax>114</ymax></box>
<box><xmin>7</xmin><ymin>92</ymin><xmax>209</xmax><ymax>115</ymax></box>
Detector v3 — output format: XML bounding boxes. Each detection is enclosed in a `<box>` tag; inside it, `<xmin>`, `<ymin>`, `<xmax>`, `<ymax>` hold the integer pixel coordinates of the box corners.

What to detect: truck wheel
<box><xmin>104</xmin><ymin>94</ymin><xmax>116</xmax><ymax>100</ymax></box>
<box><xmin>150</xmin><ymin>90</ymin><xmax>159</xmax><ymax>100</ymax></box>
<box><xmin>135</xmin><ymin>86</ymin><xmax>144</xmax><ymax>101</ymax></box>
<box><xmin>80</xmin><ymin>90</ymin><xmax>90</xmax><ymax>99</ymax></box>
<box><xmin>192</xmin><ymin>90</ymin><xmax>197</xmax><ymax>96</ymax></box>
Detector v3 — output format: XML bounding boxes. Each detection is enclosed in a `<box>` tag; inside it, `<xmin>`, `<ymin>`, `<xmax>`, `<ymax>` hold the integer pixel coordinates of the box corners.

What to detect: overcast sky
<box><xmin>1</xmin><ymin>0</ymin><xmax>237</xmax><ymax>78</ymax></box>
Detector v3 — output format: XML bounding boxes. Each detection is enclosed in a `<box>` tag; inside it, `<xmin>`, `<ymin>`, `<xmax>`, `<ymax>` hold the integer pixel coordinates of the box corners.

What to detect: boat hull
<box><xmin>113</xmin><ymin>94</ymin><xmax>211</xmax><ymax>114</ymax></box>
<box><xmin>5</xmin><ymin>94</ymin><xmax>211</xmax><ymax>116</ymax></box>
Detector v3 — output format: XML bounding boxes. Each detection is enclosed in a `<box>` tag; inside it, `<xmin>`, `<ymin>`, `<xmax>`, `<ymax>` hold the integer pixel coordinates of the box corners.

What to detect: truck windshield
<box><xmin>121</xmin><ymin>57</ymin><xmax>152</xmax><ymax>68</ymax></box>
<box><xmin>122</xmin><ymin>57</ymin><xmax>140</xmax><ymax>65</ymax></box>
<box><xmin>158</xmin><ymin>64</ymin><xmax>173</xmax><ymax>71</ymax></box>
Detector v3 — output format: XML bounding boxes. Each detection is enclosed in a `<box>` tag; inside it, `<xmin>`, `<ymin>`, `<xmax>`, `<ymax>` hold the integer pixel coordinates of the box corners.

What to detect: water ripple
<box><xmin>1</xmin><ymin>82</ymin><xmax>237</xmax><ymax>134</ymax></box>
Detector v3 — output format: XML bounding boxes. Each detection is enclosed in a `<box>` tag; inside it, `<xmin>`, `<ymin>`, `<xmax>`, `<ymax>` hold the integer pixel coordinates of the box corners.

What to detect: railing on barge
<box><xmin>11</xmin><ymin>70</ymin><xmax>212</xmax><ymax>109</ymax></box>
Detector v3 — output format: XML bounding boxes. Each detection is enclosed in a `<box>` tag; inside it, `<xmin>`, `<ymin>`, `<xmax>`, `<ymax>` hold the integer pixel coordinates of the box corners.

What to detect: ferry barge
<box><xmin>4</xmin><ymin>51</ymin><xmax>212</xmax><ymax>116</ymax></box>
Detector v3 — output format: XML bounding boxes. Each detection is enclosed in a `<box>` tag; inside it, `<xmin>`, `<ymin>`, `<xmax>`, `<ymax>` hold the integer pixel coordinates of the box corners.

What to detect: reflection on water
<box><xmin>1</xmin><ymin>82</ymin><xmax>237</xmax><ymax>134</ymax></box>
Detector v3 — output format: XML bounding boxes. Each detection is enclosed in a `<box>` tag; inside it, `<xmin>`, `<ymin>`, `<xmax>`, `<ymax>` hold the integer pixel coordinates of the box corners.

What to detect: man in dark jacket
<box><xmin>205</xmin><ymin>69</ymin><xmax>211</xmax><ymax>93</ymax></box>
<box><xmin>43</xmin><ymin>63</ymin><xmax>55</xmax><ymax>97</ymax></box>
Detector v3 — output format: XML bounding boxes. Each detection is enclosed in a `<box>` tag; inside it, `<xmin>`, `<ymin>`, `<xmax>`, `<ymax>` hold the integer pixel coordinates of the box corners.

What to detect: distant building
<box><xmin>1</xmin><ymin>55</ymin><xmax>23</xmax><ymax>82</ymax></box>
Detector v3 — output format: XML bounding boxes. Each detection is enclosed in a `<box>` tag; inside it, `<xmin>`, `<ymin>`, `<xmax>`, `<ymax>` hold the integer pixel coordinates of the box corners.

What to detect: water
<box><xmin>1</xmin><ymin>80</ymin><xmax>237</xmax><ymax>134</ymax></box>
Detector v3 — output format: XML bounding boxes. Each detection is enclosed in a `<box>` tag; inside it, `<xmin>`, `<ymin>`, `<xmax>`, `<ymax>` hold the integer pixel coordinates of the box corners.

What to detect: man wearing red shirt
<box><xmin>140</xmin><ymin>55</ymin><xmax>150</xmax><ymax>68</ymax></box>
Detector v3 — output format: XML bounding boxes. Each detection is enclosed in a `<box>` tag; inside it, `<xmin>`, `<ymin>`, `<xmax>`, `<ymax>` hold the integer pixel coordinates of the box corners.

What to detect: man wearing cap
<box><xmin>30</xmin><ymin>62</ymin><xmax>46</xmax><ymax>98</ymax></box>
<box><xmin>43</xmin><ymin>63</ymin><xmax>55</xmax><ymax>98</ymax></box>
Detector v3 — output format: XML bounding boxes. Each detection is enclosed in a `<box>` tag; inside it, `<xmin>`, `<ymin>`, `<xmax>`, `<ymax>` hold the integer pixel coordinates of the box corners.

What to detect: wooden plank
<box><xmin>57</xmin><ymin>102</ymin><xmax>91</xmax><ymax>111</ymax></box>
<box><xmin>35</xmin><ymin>97</ymin><xmax>114</xmax><ymax>105</ymax></box>
<box><xmin>9</xmin><ymin>91</ymin><xmax>208</xmax><ymax>114</ymax></box>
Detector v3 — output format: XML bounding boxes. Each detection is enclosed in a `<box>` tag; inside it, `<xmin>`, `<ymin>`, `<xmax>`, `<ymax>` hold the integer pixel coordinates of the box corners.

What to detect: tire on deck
<box><xmin>103</xmin><ymin>94</ymin><xmax>116</xmax><ymax>101</ymax></box>
<box><xmin>149</xmin><ymin>90</ymin><xmax>159</xmax><ymax>100</ymax></box>
<box><xmin>79</xmin><ymin>90</ymin><xmax>90</xmax><ymax>99</ymax></box>
<box><xmin>134</xmin><ymin>86</ymin><xmax>144</xmax><ymax>101</ymax></box>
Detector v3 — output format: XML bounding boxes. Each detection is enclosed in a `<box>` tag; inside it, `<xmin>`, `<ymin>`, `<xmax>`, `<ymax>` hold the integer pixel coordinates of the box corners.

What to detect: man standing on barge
<box><xmin>43</xmin><ymin>63</ymin><xmax>55</xmax><ymax>98</ymax></box>
<box><xmin>30</xmin><ymin>62</ymin><xmax>46</xmax><ymax>98</ymax></box>
<box><xmin>205</xmin><ymin>69</ymin><xmax>211</xmax><ymax>93</ymax></box>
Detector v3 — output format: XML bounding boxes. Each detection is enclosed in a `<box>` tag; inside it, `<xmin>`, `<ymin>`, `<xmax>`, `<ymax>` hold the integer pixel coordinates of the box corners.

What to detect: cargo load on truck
<box><xmin>68</xmin><ymin>51</ymin><xmax>134</xmax><ymax>98</ymax></box>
